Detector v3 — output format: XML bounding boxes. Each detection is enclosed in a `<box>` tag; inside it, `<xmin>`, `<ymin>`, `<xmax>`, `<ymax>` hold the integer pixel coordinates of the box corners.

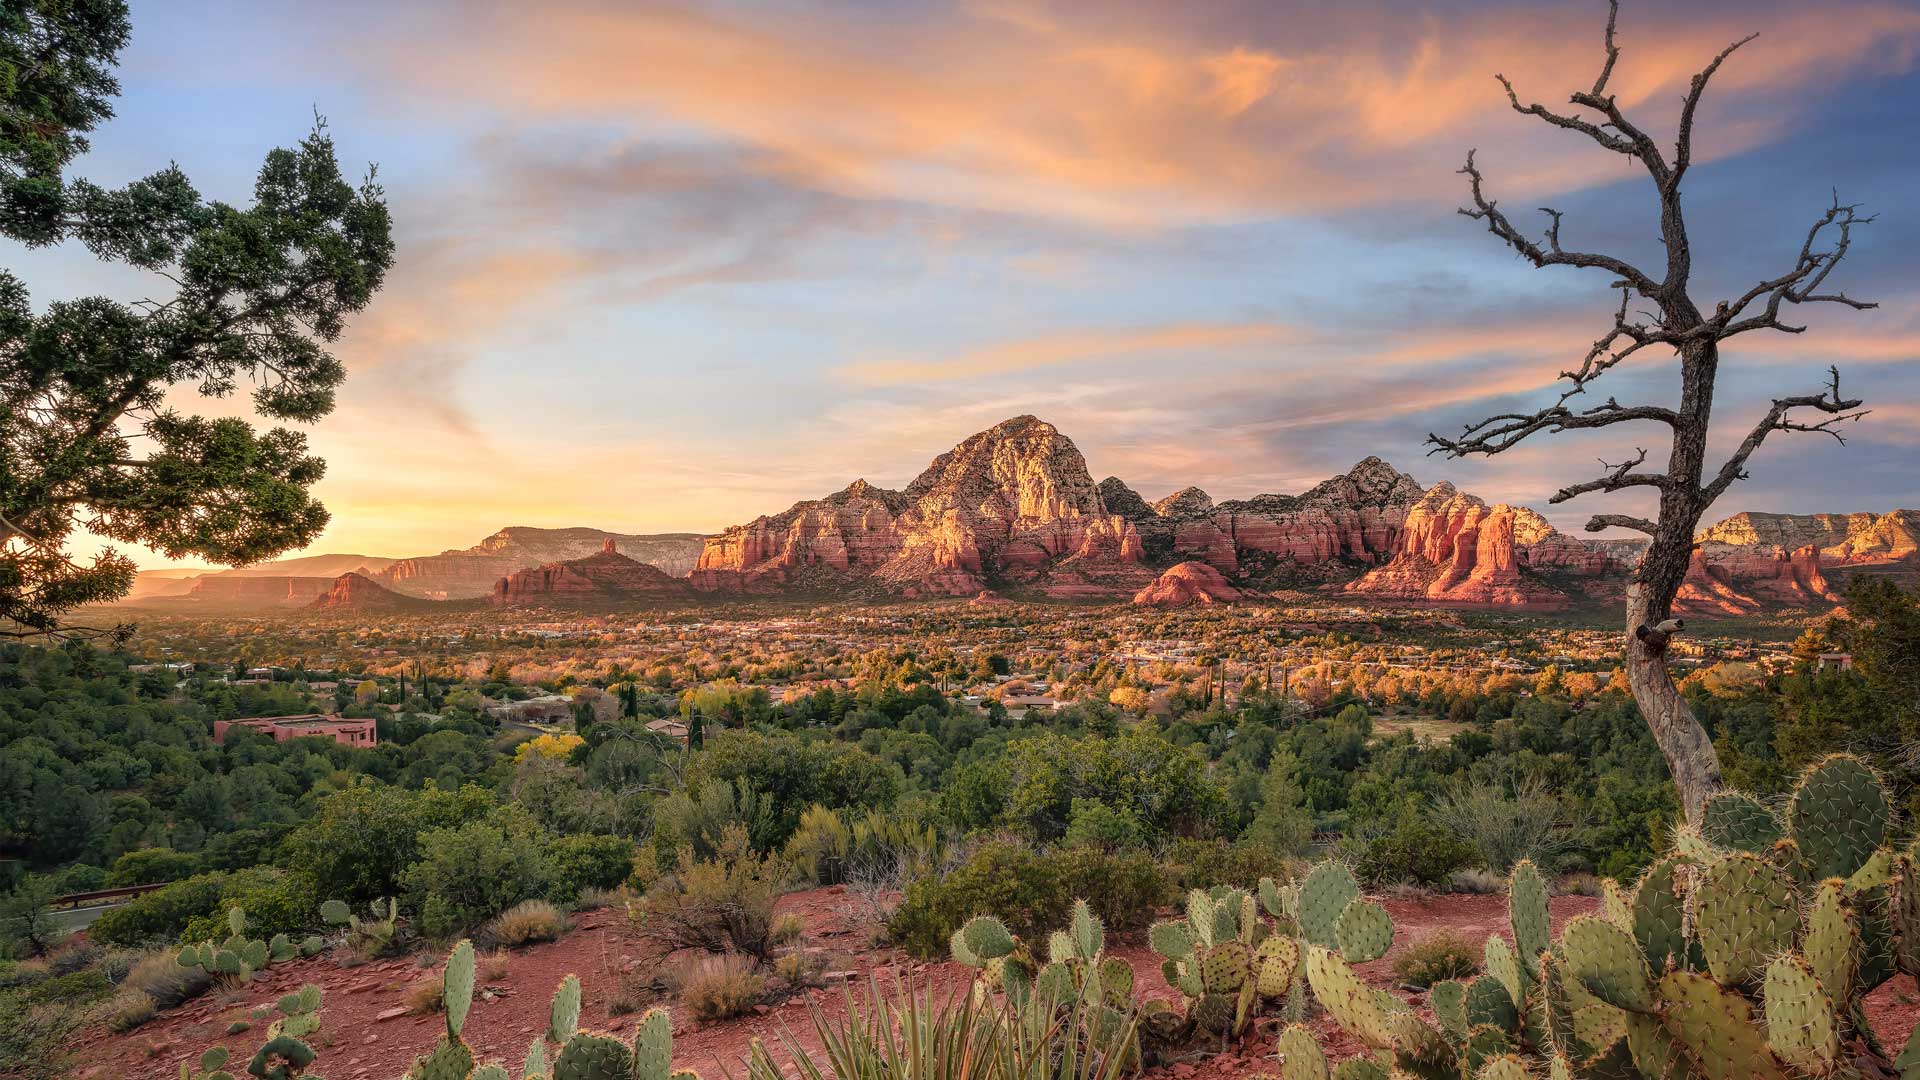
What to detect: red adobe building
<box><xmin>212</xmin><ymin>715</ymin><xmax>377</xmax><ymax>748</ymax></box>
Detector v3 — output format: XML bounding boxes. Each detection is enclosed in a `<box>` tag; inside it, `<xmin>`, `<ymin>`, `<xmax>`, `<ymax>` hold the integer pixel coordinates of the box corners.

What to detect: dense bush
<box><xmin>87</xmin><ymin>872</ymin><xmax>231</xmax><ymax>946</ymax></box>
<box><xmin>545</xmin><ymin>834</ymin><xmax>634</xmax><ymax>904</ymax></box>
<box><xmin>283</xmin><ymin>781</ymin><xmax>499</xmax><ymax>906</ymax></box>
<box><xmin>1164</xmin><ymin>838</ymin><xmax>1296</xmax><ymax>892</ymax></box>
<box><xmin>888</xmin><ymin>839</ymin><xmax>1170</xmax><ymax>959</ymax></box>
<box><xmin>177</xmin><ymin>866</ymin><xmax>318</xmax><ymax>942</ymax></box>
<box><xmin>401</xmin><ymin>804</ymin><xmax>551</xmax><ymax>941</ymax></box>
<box><xmin>1355</xmin><ymin>816</ymin><xmax>1478</xmax><ymax>887</ymax></box>
<box><xmin>105</xmin><ymin>847</ymin><xmax>200</xmax><ymax>887</ymax></box>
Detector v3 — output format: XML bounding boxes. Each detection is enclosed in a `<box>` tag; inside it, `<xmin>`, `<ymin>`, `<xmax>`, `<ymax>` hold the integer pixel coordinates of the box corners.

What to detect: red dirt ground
<box><xmin>65</xmin><ymin>888</ymin><xmax>1920</xmax><ymax>1080</ymax></box>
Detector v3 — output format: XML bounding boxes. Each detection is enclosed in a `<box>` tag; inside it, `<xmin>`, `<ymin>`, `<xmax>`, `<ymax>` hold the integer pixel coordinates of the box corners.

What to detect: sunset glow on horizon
<box><xmin>46</xmin><ymin>0</ymin><xmax>1920</xmax><ymax>568</ymax></box>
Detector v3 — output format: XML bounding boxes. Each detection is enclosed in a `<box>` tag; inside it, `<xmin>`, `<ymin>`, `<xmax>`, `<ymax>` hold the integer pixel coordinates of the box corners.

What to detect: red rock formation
<box><xmin>1133</xmin><ymin>561</ymin><xmax>1242</xmax><ymax>606</ymax></box>
<box><xmin>1343</xmin><ymin>484</ymin><xmax>1567</xmax><ymax>608</ymax></box>
<box><xmin>492</xmin><ymin>540</ymin><xmax>692</xmax><ymax>605</ymax></box>
<box><xmin>1677</xmin><ymin>543</ymin><xmax>1839</xmax><ymax>614</ymax></box>
<box><xmin>311</xmin><ymin>573</ymin><xmax>436</xmax><ymax>612</ymax></box>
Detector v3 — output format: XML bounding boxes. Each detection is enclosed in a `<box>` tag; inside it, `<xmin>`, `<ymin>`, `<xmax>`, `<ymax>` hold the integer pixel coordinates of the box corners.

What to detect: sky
<box><xmin>32</xmin><ymin>0</ymin><xmax>1920</xmax><ymax>567</ymax></box>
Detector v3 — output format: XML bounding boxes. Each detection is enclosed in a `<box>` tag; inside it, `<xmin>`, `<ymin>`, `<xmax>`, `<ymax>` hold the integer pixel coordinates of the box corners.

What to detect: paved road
<box><xmin>49</xmin><ymin>902</ymin><xmax>118</xmax><ymax>933</ymax></box>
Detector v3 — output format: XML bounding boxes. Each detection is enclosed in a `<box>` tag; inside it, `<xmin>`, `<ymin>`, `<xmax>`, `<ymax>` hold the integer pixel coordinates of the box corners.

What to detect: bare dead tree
<box><xmin>1431</xmin><ymin>2</ymin><xmax>1877</xmax><ymax>824</ymax></box>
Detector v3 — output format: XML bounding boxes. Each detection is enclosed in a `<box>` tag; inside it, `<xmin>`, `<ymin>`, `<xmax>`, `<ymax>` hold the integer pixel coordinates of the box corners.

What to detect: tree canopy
<box><xmin>0</xmin><ymin>0</ymin><xmax>394</xmax><ymax>638</ymax></box>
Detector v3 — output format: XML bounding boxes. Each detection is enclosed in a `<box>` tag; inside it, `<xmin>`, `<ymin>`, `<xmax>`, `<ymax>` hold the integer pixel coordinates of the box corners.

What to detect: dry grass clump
<box><xmin>772</xmin><ymin>951</ymin><xmax>825</xmax><ymax>989</ymax></box>
<box><xmin>479</xmin><ymin>948</ymin><xmax>511</xmax><ymax>981</ymax></box>
<box><xmin>484</xmin><ymin>900</ymin><xmax>569</xmax><ymax>949</ymax></box>
<box><xmin>103</xmin><ymin>989</ymin><xmax>157</xmax><ymax>1032</ymax></box>
<box><xmin>122</xmin><ymin>950</ymin><xmax>214</xmax><ymax>1010</ymax></box>
<box><xmin>670</xmin><ymin>953</ymin><xmax>764</xmax><ymax>1023</ymax></box>
<box><xmin>1390</xmin><ymin>930</ymin><xmax>1481</xmax><ymax>988</ymax></box>
<box><xmin>404</xmin><ymin>975</ymin><xmax>444</xmax><ymax>1015</ymax></box>
<box><xmin>1446</xmin><ymin>867</ymin><xmax>1506</xmax><ymax>895</ymax></box>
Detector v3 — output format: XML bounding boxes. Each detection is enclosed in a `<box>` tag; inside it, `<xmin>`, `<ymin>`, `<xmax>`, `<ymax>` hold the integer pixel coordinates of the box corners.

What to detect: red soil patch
<box><xmin>64</xmin><ymin>889</ymin><xmax>1920</xmax><ymax>1080</ymax></box>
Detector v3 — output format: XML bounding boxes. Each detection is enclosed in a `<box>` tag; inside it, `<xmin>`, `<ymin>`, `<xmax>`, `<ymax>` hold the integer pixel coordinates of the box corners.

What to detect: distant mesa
<box><xmin>1133</xmin><ymin>561</ymin><xmax>1241</xmax><ymax>606</ymax></box>
<box><xmin>490</xmin><ymin>538</ymin><xmax>692</xmax><ymax>606</ymax></box>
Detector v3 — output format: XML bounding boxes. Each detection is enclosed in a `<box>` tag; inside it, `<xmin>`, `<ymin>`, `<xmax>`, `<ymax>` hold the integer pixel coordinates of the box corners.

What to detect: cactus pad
<box><xmin>1306</xmin><ymin>946</ymin><xmax>1394</xmax><ymax>1048</ymax></box>
<box><xmin>1560</xmin><ymin>915</ymin><xmax>1654</xmax><ymax>1013</ymax></box>
<box><xmin>633</xmin><ymin>1007</ymin><xmax>673</xmax><ymax>1080</ymax></box>
<box><xmin>1695</xmin><ymin>854</ymin><xmax>1797</xmax><ymax>987</ymax></box>
<box><xmin>1071</xmin><ymin>900</ymin><xmax>1104</xmax><ymax>959</ymax></box>
<box><xmin>1804</xmin><ymin>879</ymin><xmax>1859</xmax><ymax>1006</ymax></box>
<box><xmin>1699</xmin><ymin>791</ymin><xmax>1783</xmax><ymax>853</ymax></box>
<box><xmin>444</xmin><ymin>940</ymin><xmax>475</xmax><ymax>1039</ymax></box>
<box><xmin>1484</xmin><ymin>935</ymin><xmax>1524</xmax><ymax>1013</ymax></box>
<box><xmin>1199</xmin><ymin>941</ymin><xmax>1251</xmax><ymax>993</ymax></box>
<box><xmin>1630</xmin><ymin>856</ymin><xmax>1688</xmax><ymax>975</ymax></box>
<box><xmin>1149</xmin><ymin>919</ymin><xmax>1194</xmax><ymax>961</ymax></box>
<box><xmin>1256</xmin><ymin>935</ymin><xmax>1301</xmax><ymax>996</ymax></box>
<box><xmin>407</xmin><ymin>1036</ymin><xmax>477</xmax><ymax>1080</ymax></box>
<box><xmin>1762</xmin><ymin>954</ymin><xmax>1838</xmax><ymax>1073</ymax></box>
<box><xmin>960</xmin><ymin>916</ymin><xmax>1016</xmax><ymax>962</ymax></box>
<box><xmin>1509</xmin><ymin>860</ymin><xmax>1551</xmax><ymax>981</ymax></box>
<box><xmin>1789</xmin><ymin>754</ymin><xmax>1889</xmax><ymax>881</ymax></box>
<box><xmin>1430</xmin><ymin>979</ymin><xmax>1468</xmax><ymax>1039</ymax></box>
<box><xmin>1654</xmin><ymin>969</ymin><xmax>1788</xmax><ymax>1080</ymax></box>
<box><xmin>1299</xmin><ymin>863</ymin><xmax>1360</xmax><ymax>948</ymax></box>
<box><xmin>1191</xmin><ymin>991</ymin><xmax>1235</xmax><ymax>1034</ymax></box>
<box><xmin>1335</xmin><ymin>901</ymin><xmax>1393</xmax><ymax>965</ymax></box>
<box><xmin>1477</xmin><ymin>1055</ymin><xmax>1531</xmax><ymax>1080</ymax></box>
<box><xmin>1275</xmin><ymin>1023</ymin><xmax>1329</xmax><ymax>1080</ymax></box>
<box><xmin>554</xmin><ymin>1033</ymin><xmax>634</xmax><ymax>1080</ymax></box>
<box><xmin>1465</xmin><ymin>974</ymin><xmax>1519</xmax><ymax>1034</ymax></box>
<box><xmin>549</xmin><ymin>974</ymin><xmax>582</xmax><ymax>1042</ymax></box>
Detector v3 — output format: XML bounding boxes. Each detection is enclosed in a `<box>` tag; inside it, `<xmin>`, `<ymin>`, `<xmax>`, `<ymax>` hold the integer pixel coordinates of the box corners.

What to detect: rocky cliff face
<box><xmin>1676</xmin><ymin>543</ymin><xmax>1839</xmax><ymax>615</ymax></box>
<box><xmin>1133</xmin><ymin>561</ymin><xmax>1241</xmax><ymax>606</ymax></box>
<box><xmin>311</xmin><ymin>572</ymin><xmax>435</xmax><ymax>612</ymax></box>
<box><xmin>1697</xmin><ymin>510</ymin><xmax>1920</xmax><ymax>564</ymax></box>
<box><xmin>1342</xmin><ymin>484</ymin><xmax>1571</xmax><ymax>608</ymax></box>
<box><xmin>493</xmin><ymin>539</ymin><xmax>692</xmax><ymax>606</ymax></box>
<box><xmin>684</xmin><ymin>414</ymin><xmax>1909</xmax><ymax>610</ymax></box>
<box><xmin>694</xmin><ymin>416</ymin><xmax>1146</xmax><ymax>596</ymax></box>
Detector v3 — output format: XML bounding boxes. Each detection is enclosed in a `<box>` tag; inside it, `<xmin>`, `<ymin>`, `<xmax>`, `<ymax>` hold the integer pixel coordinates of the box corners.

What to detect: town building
<box><xmin>212</xmin><ymin>715</ymin><xmax>377</xmax><ymax>748</ymax></box>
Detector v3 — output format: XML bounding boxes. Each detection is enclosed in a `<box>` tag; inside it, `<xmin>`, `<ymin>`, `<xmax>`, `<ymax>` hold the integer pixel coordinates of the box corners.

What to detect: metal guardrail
<box><xmin>48</xmin><ymin>883</ymin><xmax>168</xmax><ymax>909</ymax></box>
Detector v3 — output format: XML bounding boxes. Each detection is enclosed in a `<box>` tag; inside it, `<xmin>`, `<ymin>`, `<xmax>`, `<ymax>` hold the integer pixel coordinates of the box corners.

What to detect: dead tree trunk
<box><xmin>1430</xmin><ymin>3</ymin><xmax>1877</xmax><ymax>824</ymax></box>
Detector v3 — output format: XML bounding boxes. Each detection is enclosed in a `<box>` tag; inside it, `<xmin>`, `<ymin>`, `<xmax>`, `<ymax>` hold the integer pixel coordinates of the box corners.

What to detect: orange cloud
<box><xmin>837</xmin><ymin>321</ymin><xmax>1297</xmax><ymax>384</ymax></box>
<box><xmin>373</xmin><ymin>0</ymin><xmax>1920</xmax><ymax>223</ymax></box>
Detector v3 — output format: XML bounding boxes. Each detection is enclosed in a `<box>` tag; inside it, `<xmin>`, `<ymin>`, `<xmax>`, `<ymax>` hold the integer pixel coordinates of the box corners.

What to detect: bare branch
<box><xmin>1458</xmin><ymin>152</ymin><xmax>1662</xmax><ymax>295</ymax></box>
<box><xmin>1585</xmin><ymin>513</ymin><xmax>1658</xmax><ymax>536</ymax></box>
<box><xmin>1700</xmin><ymin>365</ymin><xmax>1868</xmax><ymax>503</ymax></box>
<box><xmin>1671</xmin><ymin>30</ymin><xmax>1758</xmax><ymax>190</ymax></box>
<box><xmin>1549</xmin><ymin>447</ymin><xmax>1669</xmax><ymax>504</ymax></box>
<box><xmin>1718</xmin><ymin>194</ymin><xmax>1878</xmax><ymax>336</ymax></box>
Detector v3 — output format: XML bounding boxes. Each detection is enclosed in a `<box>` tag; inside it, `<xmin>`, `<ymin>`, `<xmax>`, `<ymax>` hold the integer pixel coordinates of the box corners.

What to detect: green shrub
<box><xmin>0</xmin><ymin>986</ymin><xmax>86</xmax><ymax>1080</ymax></box>
<box><xmin>638</xmin><ymin>825</ymin><xmax>787</xmax><ymax>962</ymax></box>
<box><xmin>1356</xmin><ymin>817</ymin><xmax>1478</xmax><ymax>887</ymax></box>
<box><xmin>400</xmin><ymin>805</ymin><xmax>551</xmax><ymax>940</ymax></box>
<box><xmin>177</xmin><ymin>867</ymin><xmax>317</xmax><ymax>943</ymax></box>
<box><xmin>887</xmin><ymin>839</ymin><xmax>1170</xmax><ymax>960</ymax></box>
<box><xmin>1389</xmin><ymin>929</ymin><xmax>1481</xmax><ymax>987</ymax></box>
<box><xmin>545</xmin><ymin>834</ymin><xmax>634</xmax><ymax>904</ymax></box>
<box><xmin>87</xmin><ymin>872</ymin><xmax>230</xmax><ymax>947</ymax></box>
<box><xmin>106</xmin><ymin>848</ymin><xmax>200</xmax><ymax>887</ymax></box>
<box><xmin>1165</xmin><ymin>837</ymin><xmax>1297</xmax><ymax>892</ymax></box>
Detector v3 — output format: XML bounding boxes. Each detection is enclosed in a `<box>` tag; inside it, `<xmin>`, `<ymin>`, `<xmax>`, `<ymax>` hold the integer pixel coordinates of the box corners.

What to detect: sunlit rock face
<box><xmin>493</xmin><ymin>540</ymin><xmax>691</xmax><ymax>605</ymax></box>
<box><xmin>688</xmin><ymin>415</ymin><xmax>1903</xmax><ymax>608</ymax></box>
<box><xmin>1132</xmin><ymin>561</ymin><xmax>1242</xmax><ymax>606</ymax></box>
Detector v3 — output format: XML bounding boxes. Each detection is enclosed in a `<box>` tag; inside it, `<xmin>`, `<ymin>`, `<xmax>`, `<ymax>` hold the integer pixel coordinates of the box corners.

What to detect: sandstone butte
<box><xmin>687</xmin><ymin>414</ymin><xmax>1919</xmax><ymax>611</ymax></box>
<box><xmin>1133</xmin><ymin>561</ymin><xmax>1243</xmax><ymax>606</ymax></box>
<box><xmin>490</xmin><ymin>539</ymin><xmax>692</xmax><ymax>606</ymax></box>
